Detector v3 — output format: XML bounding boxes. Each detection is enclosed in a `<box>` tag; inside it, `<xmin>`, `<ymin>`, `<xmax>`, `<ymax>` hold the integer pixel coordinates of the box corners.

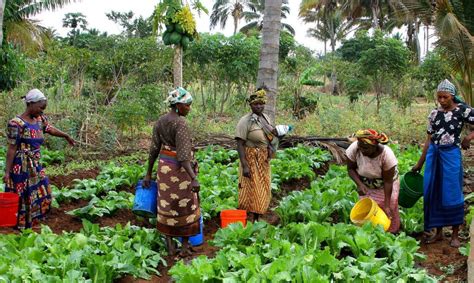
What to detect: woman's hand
<box><xmin>384</xmin><ymin>204</ymin><xmax>393</xmax><ymax>219</ymax></box>
<box><xmin>65</xmin><ymin>135</ymin><xmax>76</xmax><ymax>146</ymax></box>
<box><xmin>411</xmin><ymin>163</ymin><xmax>422</xmax><ymax>173</ymax></box>
<box><xmin>461</xmin><ymin>137</ymin><xmax>472</xmax><ymax>150</ymax></box>
<box><xmin>267</xmin><ymin>147</ymin><xmax>274</xmax><ymax>161</ymax></box>
<box><xmin>242</xmin><ymin>165</ymin><xmax>251</xmax><ymax>178</ymax></box>
<box><xmin>143</xmin><ymin>173</ymin><xmax>152</xmax><ymax>188</ymax></box>
<box><xmin>191</xmin><ymin>178</ymin><xmax>200</xmax><ymax>193</ymax></box>
<box><xmin>2</xmin><ymin>174</ymin><xmax>9</xmax><ymax>185</ymax></box>
<box><xmin>357</xmin><ymin>184</ymin><xmax>369</xmax><ymax>196</ymax></box>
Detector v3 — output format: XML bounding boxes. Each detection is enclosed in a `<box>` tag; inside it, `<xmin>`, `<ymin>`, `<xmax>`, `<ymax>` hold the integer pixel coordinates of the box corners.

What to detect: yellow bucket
<box><xmin>350</xmin><ymin>198</ymin><xmax>391</xmax><ymax>231</ymax></box>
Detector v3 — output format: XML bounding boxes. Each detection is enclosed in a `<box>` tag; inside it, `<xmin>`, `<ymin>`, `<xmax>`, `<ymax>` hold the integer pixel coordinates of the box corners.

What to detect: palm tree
<box><xmin>342</xmin><ymin>0</ymin><xmax>398</xmax><ymax>30</ymax></box>
<box><xmin>257</xmin><ymin>0</ymin><xmax>282</xmax><ymax>121</ymax></box>
<box><xmin>0</xmin><ymin>0</ymin><xmax>6</xmax><ymax>47</ymax></box>
<box><xmin>2</xmin><ymin>0</ymin><xmax>76</xmax><ymax>51</ymax></box>
<box><xmin>398</xmin><ymin>0</ymin><xmax>473</xmax><ymax>105</ymax></box>
<box><xmin>300</xmin><ymin>0</ymin><xmax>341</xmax><ymax>94</ymax></box>
<box><xmin>303</xmin><ymin>8</ymin><xmax>355</xmax><ymax>55</ymax></box>
<box><xmin>239</xmin><ymin>0</ymin><xmax>294</xmax><ymax>35</ymax></box>
<box><xmin>433</xmin><ymin>0</ymin><xmax>473</xmax><ymax>105</ymax></box>
<box><xmin>210</xmin><ymin>0</ymin><xmax>248</xmax><ymax>35</ymax></box>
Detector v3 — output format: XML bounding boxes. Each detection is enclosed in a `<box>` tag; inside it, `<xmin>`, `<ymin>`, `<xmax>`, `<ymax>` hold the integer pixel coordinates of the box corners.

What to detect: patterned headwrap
<box><xmin>248</xmin><ymin>89</ymin><xmax>267</xmax><ymax>104</ymax></box>
<box><xmin>355</xmin><ymin>129</ymin><xmax>389</xmax><ymax>145</ymax></box>
<box><xmin>23</xmin><ymin>89</ymin><xmax>47</xmax><ymax>104</ymax></box>
<box><xmin>166</xmin><ymin>87</ymin><xmax>193</xmax><ymax>106</ymax></box>
<box><xmin>437</xmin><ymin>79</ymin><xmax>464</xmax><ymax>104</ymax></box>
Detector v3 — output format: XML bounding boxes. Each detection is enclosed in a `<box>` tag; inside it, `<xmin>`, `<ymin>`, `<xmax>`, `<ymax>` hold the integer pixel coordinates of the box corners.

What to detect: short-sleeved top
<box><xmin>345</xmin><ymin>142</ymin><xmax>398</xmax><ymax>180</ymax></box>
<box><xmin>150</xmin><ymin>114</ymin><xmax>192</xmax><ymax>162</ymax></box>
<box><xmin>427</xmin><ymin>103</ymin><xmax>474</xmax><ymax>147</ymax></box>
<box><xmin>235</xmin><ymin>113</ymin><xmax>273</xmax><ymax>148</ymax></box>
<box><xmin>7</xmin><ymin>115</ymin><xmax>51</xmax><ymax>147</ymax></box>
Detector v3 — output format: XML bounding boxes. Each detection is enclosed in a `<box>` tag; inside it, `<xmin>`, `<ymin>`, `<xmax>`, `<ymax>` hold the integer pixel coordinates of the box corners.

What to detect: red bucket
<box><xmin>220</xmin><ymin>209</ymin><xmax>247</xmax><ymax>228</ymax></box>
<box><xmin>0</xmin><ymin>192</ymin><xmax>19</xmax><ymax>227</ymax></box>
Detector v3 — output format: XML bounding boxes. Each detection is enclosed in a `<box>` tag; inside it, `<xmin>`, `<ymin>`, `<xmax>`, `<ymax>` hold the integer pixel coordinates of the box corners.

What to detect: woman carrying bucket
<box><xmin>346</xmin><ymin>129</ymin><xmax>400</xmax><ymax>233</ymax></box>
<box><xmin>143</xmin><ymin>87</ymin><xmax>200</xmax><ymax>258</ymax></box>
<box><xmin>3</xmin><ymin>89</ymin><xmax>75</xmax><ymax>229</ymax></box>
<box><xmin>412</xmin><ymin>79</ymin><xmax>474</xmax><ymax>247</ymax></box>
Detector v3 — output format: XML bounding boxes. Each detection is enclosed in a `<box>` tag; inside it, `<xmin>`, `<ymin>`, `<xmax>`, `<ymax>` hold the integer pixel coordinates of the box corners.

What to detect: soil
<box><xmin>49</xmin><ymin>168</ymin><xmax>100</xmax><ymax>188</ymax></box>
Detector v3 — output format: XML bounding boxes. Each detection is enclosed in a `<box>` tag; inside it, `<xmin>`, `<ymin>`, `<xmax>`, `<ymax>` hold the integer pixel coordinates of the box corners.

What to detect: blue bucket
<box><xmin>179</xmin><ymin>216</ymin><xmax>204</xmax><ymax>246</ymax></box>
<box><xmin>132</xmin><ymin>180</ymin><xmax>157</xmax><ymax>218</ymax></box>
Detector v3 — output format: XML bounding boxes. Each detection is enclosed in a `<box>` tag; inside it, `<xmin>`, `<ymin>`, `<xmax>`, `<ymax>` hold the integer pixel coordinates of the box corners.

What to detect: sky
<box><xmin>34</xmin><ymin>0</ymin><xmax>328</xmax><ymax>52</ymax></box>
<box><xmin>33</xmin><ymin>0</ymin><xmax>432</xmax><ymax>56</ymax></box>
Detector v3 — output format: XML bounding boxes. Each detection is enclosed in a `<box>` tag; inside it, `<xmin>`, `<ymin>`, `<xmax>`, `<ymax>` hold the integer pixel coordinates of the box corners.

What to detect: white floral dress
<box><xmin>427</xmin><ymin>104</ymin><xmax>474</xmax><ymax>146</ymax></box>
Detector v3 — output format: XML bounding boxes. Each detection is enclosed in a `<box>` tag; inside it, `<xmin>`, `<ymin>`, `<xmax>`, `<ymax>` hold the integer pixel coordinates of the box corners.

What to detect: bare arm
<box><xmin>346</xmin><ymin>159</ymin><xmax>368</xmax><ymax>195</ymax></box>
<box><xmin>412</xmin><ymin>134</ymin><xmax>431</xmax><ymax>172</ymax></box>
<box><xmin>144</xmin><ymin>124</ymin><xmax>161</xmax><ymax>187</ymax></box>
<box><xmin>461</xmin><ymin>131</ymin><xmax>474</xmax><ymax>150</ymax></box>
<box><xmin>47</xmin><ymin>126</ymin><xmax>75</xmax><ymax>146</ymax></box>
<box><xmin>3</xmin><ymin>144</ymin><xmax>17</xmax><ymax>183</ymax></box>
<box><xmin>236</xmin><ymin>138</ymin><xmax>250</xmax><ymax>177</ymax></box>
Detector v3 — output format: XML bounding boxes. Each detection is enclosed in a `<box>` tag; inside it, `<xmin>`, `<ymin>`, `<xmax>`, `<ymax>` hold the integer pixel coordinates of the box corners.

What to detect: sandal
<box><xmin>424</xmin><ymin>233</ymin><xmax>443</xmax><ymax>244</ymax></box>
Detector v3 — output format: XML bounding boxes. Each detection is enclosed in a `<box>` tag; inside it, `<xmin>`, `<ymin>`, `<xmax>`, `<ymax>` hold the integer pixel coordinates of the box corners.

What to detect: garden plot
<box><xmin>0</xmin><ymin>145</ymin><xmax>470</xmax><ymax>282</ymax></box>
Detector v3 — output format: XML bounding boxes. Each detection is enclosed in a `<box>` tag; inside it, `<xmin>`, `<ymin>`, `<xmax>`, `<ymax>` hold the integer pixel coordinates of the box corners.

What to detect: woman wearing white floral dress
<box><xmin>412</xmin><ymin>79</ymin><xmax>474</xmax><ymax>247</ymax></box>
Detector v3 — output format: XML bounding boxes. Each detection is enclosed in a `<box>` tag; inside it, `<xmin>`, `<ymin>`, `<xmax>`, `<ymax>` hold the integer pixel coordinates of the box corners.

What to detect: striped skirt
<box><xmin>360</xmin><ymin>179</ymin><xmax>401</xmax><ymax>233</ymax></box>
<box><xmin>238</xmin><ymin>147</ymin><xmax>271</xmax><ymax>214</ymax></box>
<box><xmin>156</xmin><ymin>146</ymin><xmax>200</xmax><ymax>237</ymax></box>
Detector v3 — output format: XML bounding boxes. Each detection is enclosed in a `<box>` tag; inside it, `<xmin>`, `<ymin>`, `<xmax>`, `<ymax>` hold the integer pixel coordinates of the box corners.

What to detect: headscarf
<box><xmin>437</xmin><ymin>79</ymin><xmax>464</xmax><ymax>104</ymax></box>
<box><xmin>248</xmin><ymin>89</ymin><xmax>267</xmax><ymax>104</ymax></box>
<box><xmin>23</xmin><ymin>89</ymin><xmax>47</xmax><ymax>104</ymax></box>
<box><xmin>355</xmin><ymin>129</ymin><xmax>389</xmax><ymax>145</ymax></box>
<box><xmin>166</xmin><ymin>87</ymin><xmax>193</xmax><ymax>106</ymax></box>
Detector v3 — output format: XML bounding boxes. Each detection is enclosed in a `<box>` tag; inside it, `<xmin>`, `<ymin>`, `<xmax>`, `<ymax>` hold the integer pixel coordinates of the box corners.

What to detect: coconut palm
<box><xmin>300</xmin><ymin>0</ymin><xmax>342</xmax><ymax>94</ymax></box>
<box><xmin>0</xmin><ymin>0</ymin><xmax>6</xmax><ymax>47</ymax></box>
<box><xmin>210</xmin><ymin>0</ymin><xmax>248</xmax><ymax>35</ymax></box>
<box><xmin>342</xmin><ymin>0</ymin><xmax>397</xmax><ymax>30</ymax></box>
<box><xmin>2</xmin><ymin>0</ymin><xmax>76</xmax><ymax>51</ymax></box>
<box><xmin>257</xmin><ymin>0</ymin><xmax>282</xmax><ymax>121</ymax></box>
<box><xmin>398</xmin><ymin>0</ymin><xmax>473</xmax><ymax>104</ymax></box>
<box><xmin>239</xmin><ymin>0</ymin><xmax>294</xmax><ymax>35</ymax></box>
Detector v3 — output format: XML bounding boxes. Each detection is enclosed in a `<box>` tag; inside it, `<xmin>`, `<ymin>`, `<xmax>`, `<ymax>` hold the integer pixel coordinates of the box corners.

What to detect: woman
<box><xmin>235</xmin><ymin>88</ymin><xmax>275</xmax><ymax>222</ymax></box>
<box><xmin>412</xmin><ymin>79</ymin><xmax>474</xmax><ymax>247</ymax></box>
<box><xmin>143</xmin><ymin>87</ymin><xmax>200</xmax><ymax>258</ymax></box>
<box><xmin>346</xmin><ymin>129</ymin><xmax>400</xmax><ymax>233</ymax></box>
<box><xmin>3</xmin><ymin>89</ymin><xmax>75</xmax><ymax>229</ymax></box>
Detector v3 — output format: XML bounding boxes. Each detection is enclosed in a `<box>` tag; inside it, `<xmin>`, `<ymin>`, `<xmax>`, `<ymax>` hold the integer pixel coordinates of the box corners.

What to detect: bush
<box><xmin>0</xmin><ymin>44</ymin><xmax>26</xmax><ymax>91</ymax></box>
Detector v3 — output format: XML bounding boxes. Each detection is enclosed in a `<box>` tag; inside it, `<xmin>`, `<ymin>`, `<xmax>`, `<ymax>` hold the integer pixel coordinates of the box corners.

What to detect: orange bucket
<box><xmin>0</xmin><ymin>192</ymin><xmax>19</xmax><ymax>227</ymax></box>
<box><xmin>220</xmin><ymin>209</ymin><xmax>247</xmax><ymax>228</ymax></box>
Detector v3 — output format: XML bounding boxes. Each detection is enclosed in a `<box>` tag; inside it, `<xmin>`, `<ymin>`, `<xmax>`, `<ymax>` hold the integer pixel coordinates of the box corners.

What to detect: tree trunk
<box><xmin>371</xmin><ymin>0</ymin><xmax>380</xmax><ymax>30</ymax></box>
<box><xmin>0</xmin><ymin>0</ymin><xmax>5</xmax><ymax>47</ymax></box>
<box><xmin>425</xmin><ymin>25</ymin><xmax>429</xmax><ymax>56</ymax></box>
<box><xmin>414</xmin><ymin>20</ymin><xmax>421</xmax><ymax>64</ymax></box>
<box><xmin>329</xmin><ymin>19</ymin><xmax>338</xmax><ymax>95</ymax></box>
<box><xmin>233</xmin><ymin>15</ymin><xmax>238</xmax><ymax>35</ymax></box>
<box><xmin>173</xmin><ymin>45</ymin><xmax>183</xmax><ymax>88</ymax></box>
<box><xmin>257</xmin><ymin>0</ymin><xmax>282</xmax><ymax>122</ymax></box>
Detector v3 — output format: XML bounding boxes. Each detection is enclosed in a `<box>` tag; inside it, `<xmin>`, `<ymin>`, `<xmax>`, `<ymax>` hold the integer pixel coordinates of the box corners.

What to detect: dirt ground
<box><xmin>1</xmin><ymin>151</ymin><xmax>471</xmax><ymax>282</ymax></box>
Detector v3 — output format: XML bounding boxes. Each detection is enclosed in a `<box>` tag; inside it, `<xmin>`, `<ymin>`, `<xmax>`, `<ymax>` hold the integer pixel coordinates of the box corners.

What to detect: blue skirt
<box><xmin>423</xmin><ymin>144</ymin><xmax>464</xmax><ymax>231</ymax></box>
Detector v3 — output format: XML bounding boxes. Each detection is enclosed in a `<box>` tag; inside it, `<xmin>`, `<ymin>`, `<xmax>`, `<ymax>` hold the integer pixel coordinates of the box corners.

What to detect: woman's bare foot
<box><xmin>450</xmin><ymin>238</ymin><xmax>461</xmax><ymax>248</ymax></box>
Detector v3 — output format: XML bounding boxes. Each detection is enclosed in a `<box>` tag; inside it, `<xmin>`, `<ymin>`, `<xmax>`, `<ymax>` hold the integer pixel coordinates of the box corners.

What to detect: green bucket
<box><xmin>398</xmin><ymin>172</ymin><xmax>424</xmax><ymax>208</ymax></box>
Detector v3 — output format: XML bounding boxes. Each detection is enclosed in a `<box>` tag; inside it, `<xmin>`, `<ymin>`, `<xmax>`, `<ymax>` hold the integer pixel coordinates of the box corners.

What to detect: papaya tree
<box><xmin>153</xmin><ymin>0</ymin><xmax>207</xmax><ymax>88</ymax></box>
